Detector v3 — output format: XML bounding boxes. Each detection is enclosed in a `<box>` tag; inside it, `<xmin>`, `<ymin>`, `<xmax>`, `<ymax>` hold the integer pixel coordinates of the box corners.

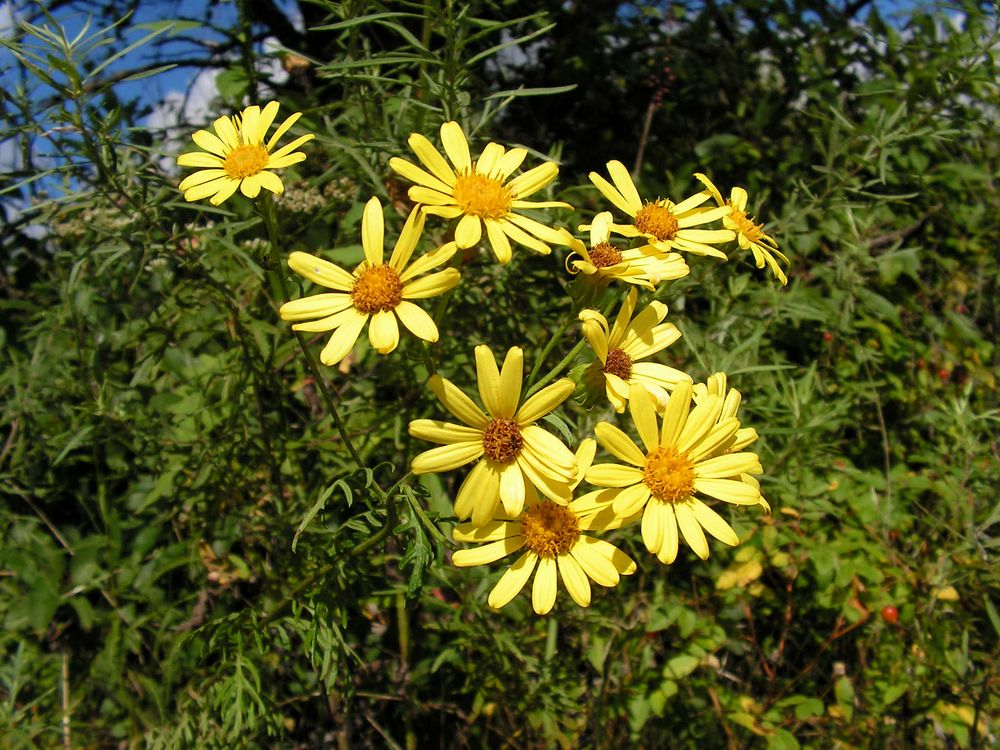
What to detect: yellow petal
<box><xmin>515</xmin><ymin>378</ymin><xmax>574</xmax><ymax>425</ymax></box>
<box><xmin>429</xmin><ymin>375</ymin><xmax>489</xmax><ymax>429</ymax></box>
<box><xmin>558</xmin><ymin>553</ymin><xmax>591</xmax><ymax>607</ymax></box>
<box><xmin>400</xmin><ymin>268</ymin><xmax>461</xmax><ymax>299</ymax></box>
<box><xmin>452</xmin><ymin>535</ymin><xmax>524</xmax><ymax>567</ymax></box>
<box><xmin>367</xmin><ymin>309</ymin><xmax>398</xmax><ymax>354</ymax></box>
<box><xmin>488</xmin><ymin>551</ymin><xmax>536</xmax><ymax>608</ymax></box>
<box><xmin>606</xmin><ymin>160</ymin><xmax>643</xmax><ymax>212</ymax></box>
<box><xmin>361</xmin><ymin>197</ymin><xmax>384</xmax><ymax>266</ymax></box>
<box><xmin>408</xmin><ymin>419</ymin><xmax>481</xmax><ymax>444</ymax></box>
<box><xmin>319</xmin><ymin>309</ymin><xmax>367</xmax><ymax>365</ymax></box>
<box><xmin>410</xmin><ymin>441</ymin><xmax>484</xmax><ymax>474</ymax></box>
<box><xmin>394</xmin><ymin>301</ymin><xmax>438</xmax><ymax>342</ymax></box>
<box><xmin>440</xmin><ymin>121</ymin><xmax>471</xmax><ymax>173</ymax></box>
<box><xmin>628</xmin><ymin>385</ymin><xmax>660</xmax><ymax>452</ymax></box>
<box><xmin>454</xmin><ymin>213</ymin><xmax>483</xmax><ymax>248</ymax></box>
<box><xmin>287</xmin><ymin>251</ymin><xmax>356</xmax><ymax>291</ymax></box>
<box><xmin>594</xmin><ymin>422</ymin><xmax>645</xmax><ymax>467</ymax></box>
<box><xmin>689</xmin><ymin>498</ymin><xmax>739</xmax><ymax>546</ymax></box>
<box><xmin>675</xmin><ymin>501</ymin><xmax>709</xmax><ymax>559</ymax></box>
<box><xmin>532</xmin><ymin>557</ymin><xmax>558</xmax><ymax>615</ymax></box>
<box><xmin>454</xmin><ymin>459</ymin><xmax>499</xmax><ymax>520</ymax></box>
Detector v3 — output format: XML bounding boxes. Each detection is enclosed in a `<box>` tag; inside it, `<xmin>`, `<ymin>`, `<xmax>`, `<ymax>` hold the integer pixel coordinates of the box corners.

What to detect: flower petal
<box><xmin>408</xmin><ymin>419</ymin><xmax>481</xmax><ymax>445</ymax></box>
<box><xmin>279</xmin><ymin>292</ymin><xmax>353</xmax><ymax>321</ymax></box>
<box><xmin>660</xmin><ymin>382</ymin><xmax>692</xmax><ymax>448</ymax></box>
<box><xmin>586</xmin><ymin>463</ymin><xmax>643</xmax><ymax>488</ymax></box>
<box><xmin>388</xmin><ymin>207</ymin><xmax>427</xmax><ymax>271</ymax></box>
<box><xmin>657</xmin><ymin>503</ymin><xmax>679</xmax><ymax>564</ymax></box>
<box><xmin>408</xmin><ymin>133</ymin><xmax>457</xmax><ymax>186</ymax></box>
<box><xmin>454</xmin><ymin>459</ymin><xmax>499</xmax><ymax>520</ymax></box>
<box><xmin>191</xmin><ymin>129</ymin><xmax>228</xmax><ymax>156</ymax></box>
<box><xmin>177</xmin><ymin>152</ymin><xmax>224</xmax><ymax>168</ymax></box>
<box><xmin>410</xmin><ymin>441</ymin><xmax>484</xmax><ymax>474</ymax></box>
<box><xmin>452</xmin><ymin>535</ymin><xmax>525</xmax><ymax>567</ymax></box>
<box><xmin>440</xmin><ymin>121</ymin><xmax>471</xmax><ymax>173</ymax></box>
<box><xmin>361</xmin><ymin>197</ymin><xmax>384</xmax><ymax>266</ymax></box>
<box><xmin>484</xmin><ymin>219</ymin><xmax>513</xmax><ymax>264</ymax></box>
<box><xmin>606</xmin><ymin>160</ymin><xmax>643</xmax><ymax>212</ymax></box>
<box><xmin>367</xmin><ymin>309</ymin><xmax>399</xmax><ymax>354</ymax></box>
<box><xmin>455</xmin><ymin>213</ymin><xmax>483</xmax><ymax>248</ymax></box>
<box><xmin>319</xmin><ymin>309</ymin><xmax>368</xmax><ymax>365</ymax></box>
<box><xmin>287</xmin><ymin>251</ymin><xmax>356</xmax><ymax>291</ymax></box>
<box><xmin>532</xmin><ymin>557</ymin><xmax>558</xmax><ymax>614</ymax></box>
<box><xmin>689</xmin><ymin>498</ymin><xmax>739</xmax><ymax>546</ymax></box>
<box><xmin>488</xmin><ymin>551</ymin><xmax>536</xmax><ymax>609</ymax></box>
<box><xmin>641</xmin><ymin>500</ymin><xmax>663</xmax><ymax>553</ymax></box>
<box><xmin>693</xmin><ymin>477</ymin><xmax>761</xmax><ymax>506</ymax></box>
<box><xmin>611</xmin><ymin>482</ymin><xmax>650</xmax><ymax>516</ymax></box>
<box><xmin>515</xmin><ymin>378</ymin><xmax>574</xmax><ymax>426</ymax></box>
<box><xmin>628</xmin><ymin>385</ymin><xmax>660</xmax><ymax>452</ymax></box>
<box><xmin>594</xmin><ymin>422</ymin><xmax>645</xmax><ymax>467</ymax></box>
<box><xmin>400</xmin><ymin>268</ymin><xmax>461</xmax><ymax>299</ymax></box>
<box><xmin>394</xmin><ymin>301</ymin><xmax>438</xmax><ymax>342</ymax></box>
<box><xmin>558</xmin><ymin>553</ymin><xmax>591</xmax><ymax>607</ymax></box>
<box><xmin>675</xmin><ymin>501</ymin><xmax>710</xmax><ymax>559</ymax></box>
<box><xmin>429</xmin><ymin>375</ymin><xmax>489</xmax><ymax>429</ymax></box>
<box><xmin>498</xmin><ymin>462</ymin><xmax>526</xmax><ymax>517</ymax></box>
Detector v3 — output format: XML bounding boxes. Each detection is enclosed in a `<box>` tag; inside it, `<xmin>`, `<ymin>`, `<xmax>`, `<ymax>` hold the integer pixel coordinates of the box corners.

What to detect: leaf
<box><xmin>293</xmin><ymin>481</ymin><xmax>345</xmax><ymax>551</ymax></box>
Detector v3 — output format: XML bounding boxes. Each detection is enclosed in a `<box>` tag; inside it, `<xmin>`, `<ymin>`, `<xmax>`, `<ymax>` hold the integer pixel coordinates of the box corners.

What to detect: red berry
<box><xmin>881</xmin><ymin>605</ymin><xmax>899</xmax><ymax>624</ymax></box>
<box><xmin>823</xmin><ymin>331</ymin><xmax>833</xmax><ymax>342</ymax></box>
<box><xmin>938</xmin><ymin>368</ymin><xmax>950</xmax><ymax>382</ymax></box>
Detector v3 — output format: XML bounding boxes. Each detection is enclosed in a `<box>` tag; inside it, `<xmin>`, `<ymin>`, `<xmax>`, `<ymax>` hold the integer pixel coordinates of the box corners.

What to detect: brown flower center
<box><xmin>635</xmin><ymin>201</ymin><xmax>679</xmax><ymax>241</ymax></box>
<box><xmin>521</xmin><ymin>502</ymin><xmax>580</xmax><ymax>558</ymax></box>
<box><xmin>728</xmin><ymin>203</ymin><xmax>764</xmax><ymax>243</ymax></box>
<box><xmin>482</xmin><ymin>417</ymin><xmax>523</xmax><ymax>464</ymax></box>
<box><xmin>603</xmin><ymin>348</ymin><xmax>633</xmax><ymax>380</ymax></box>
<box><xmin>643</xmin><ymin>445</ymin><xmax>695</xmax><ymax>503</ymax></box>
<box><xmin>452</xmin><ymin>170</ymin><xmax>513</xmax><ymax>220</ymax></box>
<box><xmin>589</xmin><ymin>241</ymin><xmax>623</xmax><ymax>268</ymax></box>
<box><xmin>223</xmin><ymin>144</ymin><xmax>270</xmax><ymax>180</ymax></box>
<box><xmin>351</xmin><ymin>264</ymin><xmax>403</xmax><ymax>313</ymax></box>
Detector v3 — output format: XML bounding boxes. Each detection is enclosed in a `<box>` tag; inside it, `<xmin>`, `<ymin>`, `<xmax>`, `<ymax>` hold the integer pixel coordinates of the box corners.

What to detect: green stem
<box><xmin>525</xmin><ymin>286</ymin><xmax>629</xmax><ymax>398</ymax></box>
<box><xmin>525</xmin><ymin>307</ymin><xmax>579</xmax><ymax>391</ymax></box>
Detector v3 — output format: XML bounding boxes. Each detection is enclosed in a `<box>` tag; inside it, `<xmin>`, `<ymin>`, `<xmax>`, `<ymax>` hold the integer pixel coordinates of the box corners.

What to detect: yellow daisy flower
<box><xmin>694</xmin><ymin>173</ymin><xmax>789</xmax><ymax>285</ymax></box>
<box><xmin>409</xmin><ymin>345</ymin><xmax>577</xmax><ymax>527</ymax></box>
<box><xmin>694</xmin><ymin>372</ymin><xmax>771</xmax><ymax>513</ymax></box>
<box><xmin>586</xmin><ymin>384</ymin><xmax>763</xmax><ymax>563</ymax></box>
<box><xmin>177</xmin><ymin>101</ymin><xmax>314</xmax><ymax>206</ymax></box>
<box><xmin>580</xmin><ymin>287</ymin><xmax>692</xmax><ymax>413</ymax></box>
<box><xmin>388</xmin><ymin>121</ymin><xmax>573</xmax><ymax>264</ymax></box>
<box><xmin>566</xmin><ymin>211</ymin><xmax>690</xmax><ymax>289</ymax></box>
<box><xmin>279</xmin><ymin>198</ymin><xmax>459</xmax><ymax>365</ymax></box>
<box><xmin>589</xmin><ymin>160</ymin><xmax>734</xmax><ymax>258</ymax></box>
<box><xmin>452</xmin><ymin>440</ymin><xmax>637</xmax><ymax>615</ymax></box>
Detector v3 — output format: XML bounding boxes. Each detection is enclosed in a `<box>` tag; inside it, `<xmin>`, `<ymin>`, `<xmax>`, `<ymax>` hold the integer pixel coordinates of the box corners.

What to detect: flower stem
<box><xmin>526</xmin><ymin>306</ymin><xmax>579</xmax><ymax>390</ymax></box>
<box><xmin>525</xmin><ymin>285</ymin><xmax>629</xmax><ymax>398</ymax></box>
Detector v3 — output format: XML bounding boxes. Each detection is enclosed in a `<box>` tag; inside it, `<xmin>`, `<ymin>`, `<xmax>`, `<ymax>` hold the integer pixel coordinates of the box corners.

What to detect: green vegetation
<box><xmin>1</xmin><ymin>1</ymin><xmax>997</xmax><ymax>747</ymax></box>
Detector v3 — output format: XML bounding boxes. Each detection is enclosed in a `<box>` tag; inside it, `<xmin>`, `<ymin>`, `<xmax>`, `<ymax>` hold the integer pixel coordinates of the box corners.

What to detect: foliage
<box><xmin>1</xmin><ymin>1</ymin><xmax>998</xmax><ymax>748</ymax></box>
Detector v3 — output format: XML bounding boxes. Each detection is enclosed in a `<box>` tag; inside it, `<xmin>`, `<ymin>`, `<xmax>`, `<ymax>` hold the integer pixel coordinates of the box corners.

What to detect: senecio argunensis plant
<box><xmin>177</xmin><ymin>108</ymin><xmax>789</xmax><ymax>616</ymax></box>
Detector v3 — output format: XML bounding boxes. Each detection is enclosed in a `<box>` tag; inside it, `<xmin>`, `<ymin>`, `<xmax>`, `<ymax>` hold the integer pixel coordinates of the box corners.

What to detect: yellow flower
<box><xmin>694</xmin><ymin>173</ymin><xmax>789</xmax><ymax>285</ymax></box>
<box><xmin>452</xmin><ymin>440</ymin><xmax>637</xmax><ymax>615</ymax></box>
<box><xmin>566</xmin><ymin>211</ymin><xmax>689</xmax><ymax>289</ymax></box>
<box><xmin>409</xmin><ymin>345</ymin><xmax>578</xmax><ymax>527</ymax></box>
<box><xmin>589</xmin><ymin>161</ymin><xmax>734</xmax><ymax>258</ymax></box>
<box><xmin>279</xmin><ymin>198</ymin><xmax>459</xmax><ymax>365</ymax></box>
<box><xmin>177</xmin><ymin>101</ymin><xmax>314</xmax><ymax>205</ymax></box>
<box><xmin>693</xmin><ymin>372</ymin><xmax>771</xmax><ymax>513</ymax></box>
<box><xmin>580</xmin><ymin>288</ymin><xmax>692</xmax><ymax>413</ymax></box>
<box><xmin>389</xmin><ymin>121</ymin><xmax>573</xmax><ymax>264</ymax></box>
<box><xmin>586</xmin><ymin>384</ymin><xmax>764</xmax><ymax>563</ymax></box>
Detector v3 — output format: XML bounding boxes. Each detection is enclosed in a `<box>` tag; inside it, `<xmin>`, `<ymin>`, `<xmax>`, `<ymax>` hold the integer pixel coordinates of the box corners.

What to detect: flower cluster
<box><xmin>177</xmin><ymin>105</ymin><xmax>787</xmax><ymax>615</ymax></box>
